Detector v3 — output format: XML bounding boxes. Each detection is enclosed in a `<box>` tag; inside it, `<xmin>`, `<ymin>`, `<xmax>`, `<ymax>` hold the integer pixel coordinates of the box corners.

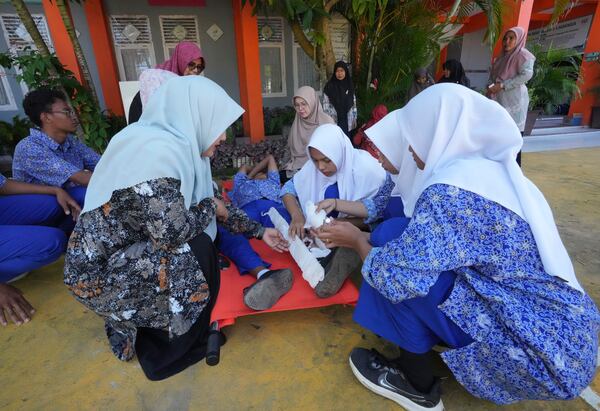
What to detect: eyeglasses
<box><xmin>294</xmin><ymin>102</ymin><xmax>309</xmax><ymax>110</ymax></box>
<box><xmin>186</xmin><ymin>61</ymin><xmax>205</xmax><ymax>73</ymax></box>
<box><xmin>49</xmin><ymin>108</ymin><xmax>76</xmax><ymax>117</ymax></box>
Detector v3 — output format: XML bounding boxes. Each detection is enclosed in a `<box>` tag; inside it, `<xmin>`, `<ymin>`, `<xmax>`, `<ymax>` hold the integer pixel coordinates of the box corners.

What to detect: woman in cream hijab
<box><xmin>65</xmin><ymin>76</ymin><xmax>287</xmax><ymax>380</ymax></box>
<box><xmin>283</xmin><ymin>86</ymin><xmax>334</xmax><ymax>177</ymax></box>
<box><xmin>317</xmin><ymin>84</ymin><xmax>599</xmax><ymax>409</ymax></box>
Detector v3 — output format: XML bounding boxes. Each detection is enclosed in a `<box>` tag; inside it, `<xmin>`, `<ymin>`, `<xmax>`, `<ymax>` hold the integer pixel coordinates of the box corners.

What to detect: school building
<box><xmin>0</xmin><ymin>0</ymin><xmax>598</xmax><ymax>141</ymax></box>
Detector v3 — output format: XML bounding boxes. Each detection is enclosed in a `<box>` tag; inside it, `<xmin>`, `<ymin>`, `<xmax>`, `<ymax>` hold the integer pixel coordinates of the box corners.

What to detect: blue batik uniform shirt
<box><xmin>230</xmin><ymin>171</ymin><xmax>281</xmax><ymax>208</ymax></box>
<box><xmin>0</xmin><ymin>173</ymin><xmax>6</xmax><ymax>188</ymax></box>
<box><xmin>12</xmin><ymin>128</ymin><xmax>100</xmax><ymax>188</ymax></box>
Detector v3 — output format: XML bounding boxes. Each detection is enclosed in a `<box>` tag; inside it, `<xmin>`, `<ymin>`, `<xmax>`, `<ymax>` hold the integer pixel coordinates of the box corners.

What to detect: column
<box><xmin>83</xmin><ymin>0</ymin><xmax>124</xmax><ymax>116</ymax></box>
<box><xmin>232</xmin><ymin>0</ymin><xmax>265</xmax><ymax>142</ymax></box>
<box><xmin>492</xmin><ymin>0</ymin><xmax>535</xmax><ymax>59</ymax></box>
<box><xmin>568</xmin><ymin>0</ymin><xmax>600</xmax><ymax>126</ymax></box>
<box><xmin>42</xmin><ymin>0</ymin><xmax>83</xmax><ymax>82</ymax></box>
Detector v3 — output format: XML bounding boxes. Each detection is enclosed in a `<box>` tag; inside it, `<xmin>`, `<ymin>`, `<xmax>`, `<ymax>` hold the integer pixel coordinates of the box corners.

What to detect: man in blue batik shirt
<box><xmin>12</xmin><ymin>88</ymin><xmax>100</xmax><ymax>208</ymax></box>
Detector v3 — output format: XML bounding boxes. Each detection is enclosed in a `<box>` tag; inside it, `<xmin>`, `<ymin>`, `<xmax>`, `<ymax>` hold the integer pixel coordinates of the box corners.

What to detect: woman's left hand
<box><xmin>261</xmin><ymin>228</ymin><xmax>289</xmax><ymax>253</ymax></box>
<box><xmin>315</xmin><ymin>220</ymin><xmax>362</xmax><ymax>249</ymax></box>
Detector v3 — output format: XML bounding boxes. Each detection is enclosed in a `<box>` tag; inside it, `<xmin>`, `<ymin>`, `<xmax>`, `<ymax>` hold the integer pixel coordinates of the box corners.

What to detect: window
<box><xmin>293</xmin><ymin>38</ymin><xmax>320</xmax><ymax>93</ymax></box>
<box><xmin>0</xmin><ymin>68</ymin><xmax>17</xmax><ymax>111</ymax></box>
<box><xmin>0</xmin><ymin>14</ymin><xmax>54</xmax><ymax>54</ymax></box>
<box><xmin>0</xmin><ymin>14</ymin><xmax>54</xmax><ymax>95</ymax></box>
<box><xmin>159</xmin><ymin>15</ymin><xmax>201</xmax><ymax>60</ymax></box>
<box><xmin>258</xmin><ymin>17</ymin><xmax>286</xmax><ymax>97</ymax></box>
<box><xmin>110</xmin><ymin>15</ymin><xmax>156</xmax><ymax>81</ymax></box>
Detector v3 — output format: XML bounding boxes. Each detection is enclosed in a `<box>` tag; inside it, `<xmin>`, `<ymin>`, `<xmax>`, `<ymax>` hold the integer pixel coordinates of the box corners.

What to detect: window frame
<box><xmin>158</xmin><ymin>15</ymin><xmax>201</xmax><ymax>60</ymax></box>
<box><xmin>0</xmin><ymin>67</ymin><xmax>17</xmax><ymax>111</ymax></box>
<box><xmin>109</xmin><ymin>15</ymin><xmax>157</xmax><ymax>82</ymax></box>
<box><xmin>258</xmin><ymin>16</ymin><xmax>287</xmax><ymax>98</ymax></box>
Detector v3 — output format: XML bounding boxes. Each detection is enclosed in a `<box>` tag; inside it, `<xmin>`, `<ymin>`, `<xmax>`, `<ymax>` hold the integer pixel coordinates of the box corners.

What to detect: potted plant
<box><xmin>526</xmin><ymin>44</ymin><xmax>582</xmax><ymax>134</ymax></box>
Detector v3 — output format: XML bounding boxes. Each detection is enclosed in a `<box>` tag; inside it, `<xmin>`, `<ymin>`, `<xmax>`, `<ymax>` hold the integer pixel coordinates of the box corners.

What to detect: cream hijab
<box><xmin>83</xmin><ymin>76</ymin><xmax>244</xmax><ymax>240</ymax></box>
<box><xmin>285</xmin><ymin>86</ymin><xmax>334</xmax><ymax>171</ymax></box>
<box><xmin>383</xmin><ymin>83</ymin><xmax>581</xmax><ymax>292</ymax></box>
<box><xmin>293</xmin><ymin>124</ymin><xmax>386</xmax><ymax>215</ymax></box>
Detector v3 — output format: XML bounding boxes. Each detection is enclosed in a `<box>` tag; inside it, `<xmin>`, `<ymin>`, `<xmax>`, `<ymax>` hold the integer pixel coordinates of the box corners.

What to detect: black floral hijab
<box><xmin>324</xmin><ymin>61</ymin><xmax>355</xmax><ymax>133</ymax></box>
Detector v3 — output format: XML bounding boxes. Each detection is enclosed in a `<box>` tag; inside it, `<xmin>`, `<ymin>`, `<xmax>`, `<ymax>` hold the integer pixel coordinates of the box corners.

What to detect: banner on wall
<box><xmin>527</xmin><ymin>15</ymin><xmax>593</xmax><ymax>51</ymax></box>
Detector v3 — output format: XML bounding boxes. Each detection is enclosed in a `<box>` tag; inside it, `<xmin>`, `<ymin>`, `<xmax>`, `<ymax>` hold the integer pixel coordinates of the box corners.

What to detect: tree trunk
<box><xmin>10</xmin><ymin>0</ymin><xmax>53</xmax><ymax>58</ymax></box>
<box><xmin>54</xmin><ymin>0</ymin><xmax>100</xmax><ymax>107</ymax></box>
<box><xmin>10</xmin><ymin>0</ymin><xmax>84</xmax><ymax>138</ymax></box>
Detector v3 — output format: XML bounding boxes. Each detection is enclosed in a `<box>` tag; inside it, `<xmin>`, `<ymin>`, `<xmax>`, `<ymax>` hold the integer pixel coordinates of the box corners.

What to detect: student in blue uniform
<box><xmin>12</xmin><ymin>88</ymin><xmax>100</xmax><ymax>209</ymax></box>
<box><xmin>316</xmin><ymin>84</ymin><xmax>600</xmax><ymax>410</ymax></box>
<box><xmin>281</xmin><ymin>124</ymin><xmax>386</xmax><ymax>297</ymax></box>
<box><xmin>0</xmin><ymin>172</ymin><xmax>79</xmax><ymax>325</ymax></box>
<box><xmin>218</xmin><ymin>154</ymin><xmax>293</xmax><ymax>311</ymax></box>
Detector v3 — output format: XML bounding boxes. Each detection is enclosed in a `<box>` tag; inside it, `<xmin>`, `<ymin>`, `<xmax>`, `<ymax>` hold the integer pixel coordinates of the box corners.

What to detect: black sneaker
<box><xmin>349</xmin><ymin>348</ymin><xmax>444</xmax><ymax>411</ymax></box>
<box><xmin>243</xmin><ymin>268</ymin><xmax>293</xmax><ymax>311</ymax></box>
<box><xmin>314</xmin><ymin>247</ymin><xmax>360</xmax><ymax>298</ymax></box>
<box><xmin>218</xmin><ymin>255</ymin><xmax>231</xmax><ymax>270</ymax></box>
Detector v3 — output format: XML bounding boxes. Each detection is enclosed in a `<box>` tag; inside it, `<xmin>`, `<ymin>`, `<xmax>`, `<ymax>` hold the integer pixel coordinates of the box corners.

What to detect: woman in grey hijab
<box><xmin>406</xmin><ymin>68</ymin><xmax>435</xmax><ymax>103</ymax></box>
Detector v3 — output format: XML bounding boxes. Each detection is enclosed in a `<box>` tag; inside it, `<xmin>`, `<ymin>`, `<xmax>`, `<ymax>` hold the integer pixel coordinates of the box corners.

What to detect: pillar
<box><xmin>42</xmin><ymin>0</ymin><xmax>83</xmax><ymax>82</ymax></box>
<box><xmin>83</xmin><ymin>0</ymin><xmax>124</xmax><ymax>115</ymax></box>
<box><xmin>568</xmin><ymin>0</ymin><xmax>600</xmax><ymax>126</ymax></box>
<box><xmin>232</xmin><ymin>0</ymin><xmax>265</xmax><ymax>142</ymax></box>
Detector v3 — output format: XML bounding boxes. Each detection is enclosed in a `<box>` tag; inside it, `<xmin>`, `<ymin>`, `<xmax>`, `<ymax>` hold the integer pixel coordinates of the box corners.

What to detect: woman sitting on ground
<box><xmin>281</xmin><ymin>124</ymin><xmax>386</xmax><ymax>298</ymax></box>
<box><xmin>316</xmin><ymin>84</ymin><xmax>599</xmax><ymax>409</ymax></box>
<box><xmin>64</xmin><ymin>77</ymin><xmax>288</xmax><ymax>381</ymax></box>
<box><xmin>282</xmin><ymin>86</ymin><xmax>334</xmax><ymax>178</ymax></box>
<box><xmin>406</xmin><ymin>67</ymin><xmax>435</xmax><ymax>102</ymax></box>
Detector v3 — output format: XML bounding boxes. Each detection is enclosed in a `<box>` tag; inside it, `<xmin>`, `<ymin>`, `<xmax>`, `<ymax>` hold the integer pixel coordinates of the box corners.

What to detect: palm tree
<box><xmin>10</xmin><ymin>0</ymin><xmax>53</xmax><ymax>58</ymax></box>
<box><xmin>52</xmin><ymin>0</ymin><xmax>100</xmax><ymax>106</ymax></box>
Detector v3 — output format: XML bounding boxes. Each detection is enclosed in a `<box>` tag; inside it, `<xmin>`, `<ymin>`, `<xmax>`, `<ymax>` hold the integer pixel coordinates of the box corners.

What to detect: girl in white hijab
<box><xmin>65</xmin><ymin>76</ymin><xmax>287</xmax><ymax>380</ymax></box>
<box><xmin>280</xmin><ymin>123</ymin><xmax>385</xmax><ymax>297</ymax></box>
<box><xmin>317</xmin><ymin>84</ymin><xmax>599</xmax><ymax>408</ymax></box>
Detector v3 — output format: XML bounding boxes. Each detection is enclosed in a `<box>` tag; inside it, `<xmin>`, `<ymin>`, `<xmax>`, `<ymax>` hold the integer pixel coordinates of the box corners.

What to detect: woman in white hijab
<box><xmin>64</xmin><ymin>76</ymin><xmax>287</xmax><ymax>380</ymax></box>
<box><xmin>317</xmin><ymin>84</ymin><xmax>599</xmax><ymax>409</ymax></box>
<box><xmin>280</xmin><ymin>123</ymin><xmax>386</xmax><ymax>297</ymax></box>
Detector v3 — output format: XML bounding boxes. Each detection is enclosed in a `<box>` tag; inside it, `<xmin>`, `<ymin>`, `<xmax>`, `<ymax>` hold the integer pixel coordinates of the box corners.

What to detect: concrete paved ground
<box><xmin>1</xmin><ymin>148</ymin><xmax>599</xmax><ymax>411</ymax></box>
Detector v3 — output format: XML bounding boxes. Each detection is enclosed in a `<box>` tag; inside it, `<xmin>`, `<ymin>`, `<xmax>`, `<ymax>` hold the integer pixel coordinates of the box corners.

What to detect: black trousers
<box><xmin>135</xmin><ymin>233</ymin><xmax>223</xmax><ymax>381</ymax></box>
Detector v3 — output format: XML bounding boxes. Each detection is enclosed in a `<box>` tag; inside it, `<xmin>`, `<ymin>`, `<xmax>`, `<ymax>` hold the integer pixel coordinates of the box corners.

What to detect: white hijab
<box><xmin>382</xmin><ymin>83</ymin><xmax>581</xmax><ymax>292</ymax></box>
<box><xmin>293</xmin><ymin>124</ymin><xmax>386</xmax><ymax>215</ymax></box>
<box><xmin>82</xmin><ymin>76</ymin><xmax>244</xmax><ymax>240</ymax></box>
<box><xmin>365</xmin><ymin>109</ymin><xmax>416</xmax><ymax>209</ymax></box>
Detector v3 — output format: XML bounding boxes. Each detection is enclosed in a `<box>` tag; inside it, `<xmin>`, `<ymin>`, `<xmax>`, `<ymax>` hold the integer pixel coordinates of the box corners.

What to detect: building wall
<box><xmin>0</xmin><ymin>2</ymin><xmax>46</xmax><ymax>122</ymax></box>
<box><xmin>103</xmin><ymin>0</ymin><xmax>240</xmax><ymax>102</ymax></box>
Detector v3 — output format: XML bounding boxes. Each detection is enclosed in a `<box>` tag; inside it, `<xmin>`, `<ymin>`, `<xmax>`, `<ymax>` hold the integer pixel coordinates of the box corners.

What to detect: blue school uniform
<box><xmin>355</xmin><ymin>183</ymin><xmax>600</xmax><ymax>404</ymax></box>
<box><xmin>12</xmin><ymin>128</ymin><xmax>100</xmax><ymax>188</ymax></box>
<box><xmin>0</xmin><ymin>174</ymin><xmax>67</xmax><ymax>282</ymax></box>
<box><xmin>218</xmin><ymin>171</ymin><xmax>292</xmax><ymax>274</ymax></box>
<box><xmin>361</xmin><ymin>173</ymin><xmax>405</xmax><ymax>224</ymax></box>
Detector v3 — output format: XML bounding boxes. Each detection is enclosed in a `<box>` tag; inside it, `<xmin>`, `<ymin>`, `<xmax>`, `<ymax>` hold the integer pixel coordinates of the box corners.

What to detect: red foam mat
<box><xmin>210</xmin><ymin>239</ymin><xmax>359</xmax><ymax>328</ymax></box>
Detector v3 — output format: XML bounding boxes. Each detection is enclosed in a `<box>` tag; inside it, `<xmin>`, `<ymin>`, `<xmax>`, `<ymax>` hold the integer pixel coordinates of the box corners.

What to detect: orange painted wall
<box><xmin>42</xmin><ymin>0</ymin><xmax>82</xmax><ymax>82</ymax></box>
<box><xmin>83</xmin><ymin>0</ymin><xmax>124</xmax><ymax>116</ymax></box>
<box><xmin>232</xmin><ymin>0</ymin><xmax>265</xmax><ymax>142</ymax></box>
<box><xmin>569</xmin><ymin>0</ymin><xmax>600</xmax><ymax>124</ymax></box>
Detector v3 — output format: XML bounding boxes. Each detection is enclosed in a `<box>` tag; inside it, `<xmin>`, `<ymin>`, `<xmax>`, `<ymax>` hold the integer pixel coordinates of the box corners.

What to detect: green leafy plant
<box><xmin>264</xmin><ymin>106</ymin><xmax>295</xmax><ymax>135</ymax></box>
<box><xmin>0</xmin><ymin>116</ymin><xmax>32</xmax><ymax>155</ymax></box>
<box><xmin>353</xmin><ymin>0</ymin><xmax>443</xmax><ymax>123</ymax></box>
<box><xmin>527</xmin><ymin>44</ymin><xmax>581</xmax><ymax>114</ymax></box>
<box><xmin>0</xmin><ymin>48</ymin><xmax>111</xmax><ymax>152</ymax></box>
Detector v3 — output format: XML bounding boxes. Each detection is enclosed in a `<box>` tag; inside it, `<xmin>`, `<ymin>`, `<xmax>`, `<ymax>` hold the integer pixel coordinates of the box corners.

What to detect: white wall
<box><xmin>460</xmin><ymin>28</ymin><xmax>492</xmax><ymax>91</ymax></box>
